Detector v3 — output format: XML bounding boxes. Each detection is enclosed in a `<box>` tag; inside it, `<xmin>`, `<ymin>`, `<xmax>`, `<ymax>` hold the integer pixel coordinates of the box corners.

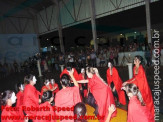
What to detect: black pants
<box><xmin>110</xmin><ymin>82</ymin><xmax>118</xmax><ymax>101</ymax></box>
<box><xmin>145</xmin><ymin>57</ymin><xmax>152</xmax><ymax>66</ymax></box>
<box><xmin>91</xmin><ymin>59</ymin><xmax>96</xmax><ymax>67</ymax></box>
<box><xmin>23</xmin><ymin>111</ymin><xmax>33</xmax><ymax>122</ymax></box>
<box><xmin>87</xmin><ymin>93</ymin><xmax>98</xmax><ymax>115</ymax></box>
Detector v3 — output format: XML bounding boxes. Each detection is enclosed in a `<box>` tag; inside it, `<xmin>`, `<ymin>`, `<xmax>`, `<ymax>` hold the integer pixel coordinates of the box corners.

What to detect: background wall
<box><xmin>0</xmin><ymin>34</ymin><xmax>39</xmax><ymax>63</ymax></box>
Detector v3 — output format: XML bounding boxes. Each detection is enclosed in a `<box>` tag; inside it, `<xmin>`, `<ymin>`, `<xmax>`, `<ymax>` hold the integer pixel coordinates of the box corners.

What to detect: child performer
<box><xmin>122</xmin><ymin>83</ymin><xmax>154</xmax><ymax>122</ymax></box>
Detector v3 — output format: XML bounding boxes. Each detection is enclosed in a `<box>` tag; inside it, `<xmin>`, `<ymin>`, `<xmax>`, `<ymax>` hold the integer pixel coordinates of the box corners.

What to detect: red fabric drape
<box><xmin>107</xmin><ymin>67</ymin><xmax>126</xmax><ymax>105</ymax></box>
<box><xmin>126</xmin><ymin>65</ymin><xmax>154</xmax><ymax>118</ymax></box>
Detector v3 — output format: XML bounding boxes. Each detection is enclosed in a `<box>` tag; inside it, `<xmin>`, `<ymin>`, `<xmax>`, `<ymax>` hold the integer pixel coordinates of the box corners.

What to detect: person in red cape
<box><xmin>78</xmin><ymin>68</ymin><xmax>88</xmax><ymax>99</ymax></box>
<box><xmin>123</xmin><ymin>55</ymin><xmax>154</xmax><ymax>118</ymax></box>
<box><xmin>50</xmin><ymin>79</ymin><xmax>59</xmax><ymax>95</ymax></box>
<box><xmin>33</xmin><ymin>91</ymin><xmax>56</xmax><ymax>122</ymax></box>
<box><xmin>15</xmin><ymin>83</ymin><xmax>24</xmax><ymax>117</ymax></box>
<box><xmin>122</xmin><ymin>83</ymin><xmax>154</xmax><ymax>122</ymax></box>
<box><xmin>23</xmin><ymin>75</ymin><xmax>41</xmax><ymax>118</ymax></box>
<box><xmin>77</xmin><ymin>67</ymin><xmax>117</xmax><ymax>122</ymax></box>
<box><xmin>106</xmin><ymin>62</ymin><xmax>126</xmax><ymax>105</ymax></box>
<box><xmin>60</xmin><ymin>64</ymin><xmax>79</xmax><ymax>81</ymax></box>
<box><xmin>41</xmin><ymin>79</ymin><xmax>52</xmax><ymax>96</ymax></box>
<box><xmin>16</xmin><ymin>83</ymin><xmax>24</xmax><ymax>107</ymax></box>
<box><xmin>55</xmin><ymin>69</ymin><xmax>81</xmax><ymax>122</ymax></box>
<box><xmin>0</xmin><ymin>90</ymin><xmax>24</xmax><ymax>122</ymax></box>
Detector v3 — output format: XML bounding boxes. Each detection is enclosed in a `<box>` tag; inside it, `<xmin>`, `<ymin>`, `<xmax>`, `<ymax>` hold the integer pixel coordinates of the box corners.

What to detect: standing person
<box><xmin>106</xmin><ymin>62</ymin><xmax>126</xmax><ymax>106</ymax></box>
<box><xmin>23</xmin><ymin>75</ymin><xmax>41</xmax><ymax>119</ymax></box>
<box><xmin>54</xmin><ymin>54</ymin><xmax>59</xmax><ymax>71</ymax></box>
<box><xmin>86</xmin><ymin>52</ymin><xmax>91</xmax><ymax>66</ymax></box>
<box><xmin>122</xmin><ymin>84</ymin><xmax>154</xmax><ymax>122</ymax></box>
<box><xmin>43</xmin><ymin>59</ymin><xmax>48</xmax><ymax>72</ymax></box>
<box><xmin>114</xmin><ymin>47</ymin><xmax>119</xmax><ymax>66</ymax></box>
<box><xmin>47</xmin><ymin>57</ymin><xmax>52</xmax><ymax>72</ymax></box>
<box><xmin>78</xmin><ymin>68</ymin><xmax>88</xmax><ymax>100</ymax></box>
<box><xmin>50</xmin><ymin>79</ymin><xmax>59</xmax><ymax>95</ymax></box>
<box><xmin>41</xmin><ymin>79</ymin><xmax>52</xmax><ymax>96</ymax></box>
<box><xmin>81</xmin><ymin>52</ymin><xmax>86</xmax><ymax>68</ymax></box>
<box><xmin>16</xmin><ymin>83</ymin><xmax>24</xmax><ymax>107</ymax></box>
<box><xmin>145</xmin><ymin>46</ymin><xmax>152</xmax><ymax>67</ymax></box>
<box><xmin>77</xmin><ymin>67</ymin><xmax>117</xmax><ymax>122</ymax></box>
<box><xmin>0</xmin><ymin>90</ymin><xmax>24</xmax><ymax>122</ymax></box>
<box><xmin>13</xmin><ymin>60</ymin><xmax>19</xmax><ymax>73</ymax></box>
<box><xmin>51</xmin><ymin>55</ymin><xmax>55</xmax><ymax>71</ymax></box>
<box><xmin>60</xmin><ymin>64</ymin><xmax>79</xmax><ymax>82</ymax></box>
<box><xmin>90</xmin><ymin>50</ymin><xmax>97</xmax><ymax>67</ymax></box>
<box><xmin>55</xmin><ymin>69</ymin><xmax>81</xmax><ymax>122</ymax></box>
<box><xmin>109</xmin><ymin>51</ymin><xmax>114</xmax><ymax>66</ymax></box>
<box><xmin>68</xmin><ymin>52</ymin><xmax>75</xmax><ymax>67</ymax></box>
<box><xmin>15</xmin><ymin>83</ymin><xmax>24</xmax><ymax>117</ymax></box>
<box><xmin>123</xmin><ymin>55</ymin><xmax>154</xmax><ymax>118</ymax></box>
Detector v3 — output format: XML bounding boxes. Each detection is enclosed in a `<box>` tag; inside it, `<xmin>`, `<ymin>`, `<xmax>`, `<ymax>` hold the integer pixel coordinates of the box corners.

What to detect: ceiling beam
<box><xmin>0</xmin><ymin>0</ymin><xmax>39</xmax><ymax>19</ymax></box>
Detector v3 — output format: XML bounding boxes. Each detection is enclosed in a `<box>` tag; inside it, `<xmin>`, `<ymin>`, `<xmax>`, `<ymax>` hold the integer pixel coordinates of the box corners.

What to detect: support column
<box><xmin>89</xmin><ymin>0</ymin><xmax>98</xmax><ymax>51</ymax></box>
<box><xmin>37</xmin><ymin>60</ymin><xmax>42</xmax><ymax>77</ymax></box>
<box><xmin>51</xmin><ymin>0</ymin><xmax>65</xmax><ymax>54</ymax></box>
<box><xmin>127</xmin><ymin>63</ymin><xmax>133</xmax><ymax>79</ymax></box>
<box><xmin>145</xmin><ymin>0</ymin><xmax>152</xmax><ymax>44</ymax></box>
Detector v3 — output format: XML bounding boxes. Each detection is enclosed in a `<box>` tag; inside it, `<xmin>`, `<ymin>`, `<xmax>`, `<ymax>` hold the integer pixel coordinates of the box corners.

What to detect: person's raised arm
<box><xmin>69</xmin><ymin>68</ymin><xmax>79</xmax><ymax>87</ymax></box>
<box><xmin>77</xmin><ymin>80</ymin><xmax>89</xmax><ymax>83</ymax></box>
<box><xmin>105</xmin><ymin>104</ymin><xmax>116</xmax><ymax>122</ymax></box>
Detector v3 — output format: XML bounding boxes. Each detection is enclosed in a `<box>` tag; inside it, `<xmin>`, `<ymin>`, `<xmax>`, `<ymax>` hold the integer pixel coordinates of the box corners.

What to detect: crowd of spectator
<box><xmin>0</xmin><ymin>42</ymin><xmax>162</xmax><ymax>79</ymax></box>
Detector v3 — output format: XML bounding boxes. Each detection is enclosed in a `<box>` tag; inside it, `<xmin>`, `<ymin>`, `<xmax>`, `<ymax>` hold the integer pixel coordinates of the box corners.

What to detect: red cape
<box><xmin>55</xmin><ymin>86</ymin><xmax>81</xmax><ymax>122</ymax></box>
<box><xmin>78</xmin><ymin>73</ymin><xmax>88</xmax><ymax>97</ymax></box>
<box><xmin>1</xmin><ymin>105</ymin><xmax>24</xmax><ymax>122</ymax></box>
<box><xmin>16</xmin><ymin>91</ymin><xmax>24</xmax><ymax>117</ymax></box>
<box><xmin>126</xmin><ymin>65</ymin><xmax>154</xmax><ymax>117</ymax></box>
<box><xmin>60</xmin><ymin>68</ymin><xmax>79</xmax><ymax>81</ymax></box>
<box><xmin>16</xmin><ymin>91</ymin><xmax>24</xmax><ymax>107</ymax></box>
<box><xmin>51</xmin><ymin>83</ymin><xmax>59</xmax><ymax>94</ymax></box>
<box><xmin>23</xmin><ymin>84</ymin><xmax>41</xmax><ymax>116</ymax></box>
<box><xmin>33</xmin><ymin>102</ymin><xmax>56</xmax><ymax>122</ymax></box>
<box><xmin>88</xmin><ymin>75</ymin><xmax>117</xmax><ymax>122</ymax></box>
<box><xmin>107</xmin><ymin>67</ymin><xmax>126</xmax><ymax>105</ymax></box>
<box><xmin>41</xmin><ymin>84</ymin><xmax>53</xmax><ymax>96</ymax></box>
<box><xmin>127</xmin><ymin>96</ymin><xmax>154</xmax><ymax>122</ymax></box>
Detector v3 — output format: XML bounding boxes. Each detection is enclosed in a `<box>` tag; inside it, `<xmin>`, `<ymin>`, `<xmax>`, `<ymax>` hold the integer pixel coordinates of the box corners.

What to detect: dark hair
<box><xmin>134</xmin><ymin>55</ymin><xmax>143</xmax><ymax>65</ymax></box>
<box><xmin>60</xmin><ymin>74</ymin><xmax>71</xmax><ymax>87</ymax></box>
<box><xmin>0</xmin><ymin>90</ymin><xmax>14</xmax><ymax>106</ymax></box>
<box><xmin>74</xmin><ymin>102</ymin><xmax>87</xmax><ymax>122</ymax></box>
<box><xmin>44</xmin><ymin>79</ymin><xmax>50</xmax><ymax>85</ymax></box>
<box><xmin>15</xmin><ymin>82</ymin><xmax>24</xmax><ymax>92</ymax></box>
<box><xmin>24</xmin><ymin>74</ymin><xmax>34</xmax><ymax>84</ymax></box>
<box><xmin>41</xmin><ymin>91</ymin><xmax>53</xmax><ymax>103</ymax></box>
<box><xmin>125</xmin><ymin>84</ymin><xmax>145</xmax><ymax>106</ymax></box>
<box><xmin>81</xmin><ymin>68</ymin><xmax>87</xmax><ymax>79</ymax></box>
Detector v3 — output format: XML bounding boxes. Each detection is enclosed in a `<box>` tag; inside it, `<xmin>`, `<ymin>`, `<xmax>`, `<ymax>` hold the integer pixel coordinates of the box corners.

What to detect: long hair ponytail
<box><xmin>125</xmin><ymin>83</ymin><xmax>145</xmax><ymax>106</ymax></box>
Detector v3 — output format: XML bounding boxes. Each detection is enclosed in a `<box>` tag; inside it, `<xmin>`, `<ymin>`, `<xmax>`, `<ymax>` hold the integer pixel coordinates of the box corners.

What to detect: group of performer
<box><xmin>0</xmin><ymin>55</ymin><xmax>155</xmax><ymax>122</ymax></box>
